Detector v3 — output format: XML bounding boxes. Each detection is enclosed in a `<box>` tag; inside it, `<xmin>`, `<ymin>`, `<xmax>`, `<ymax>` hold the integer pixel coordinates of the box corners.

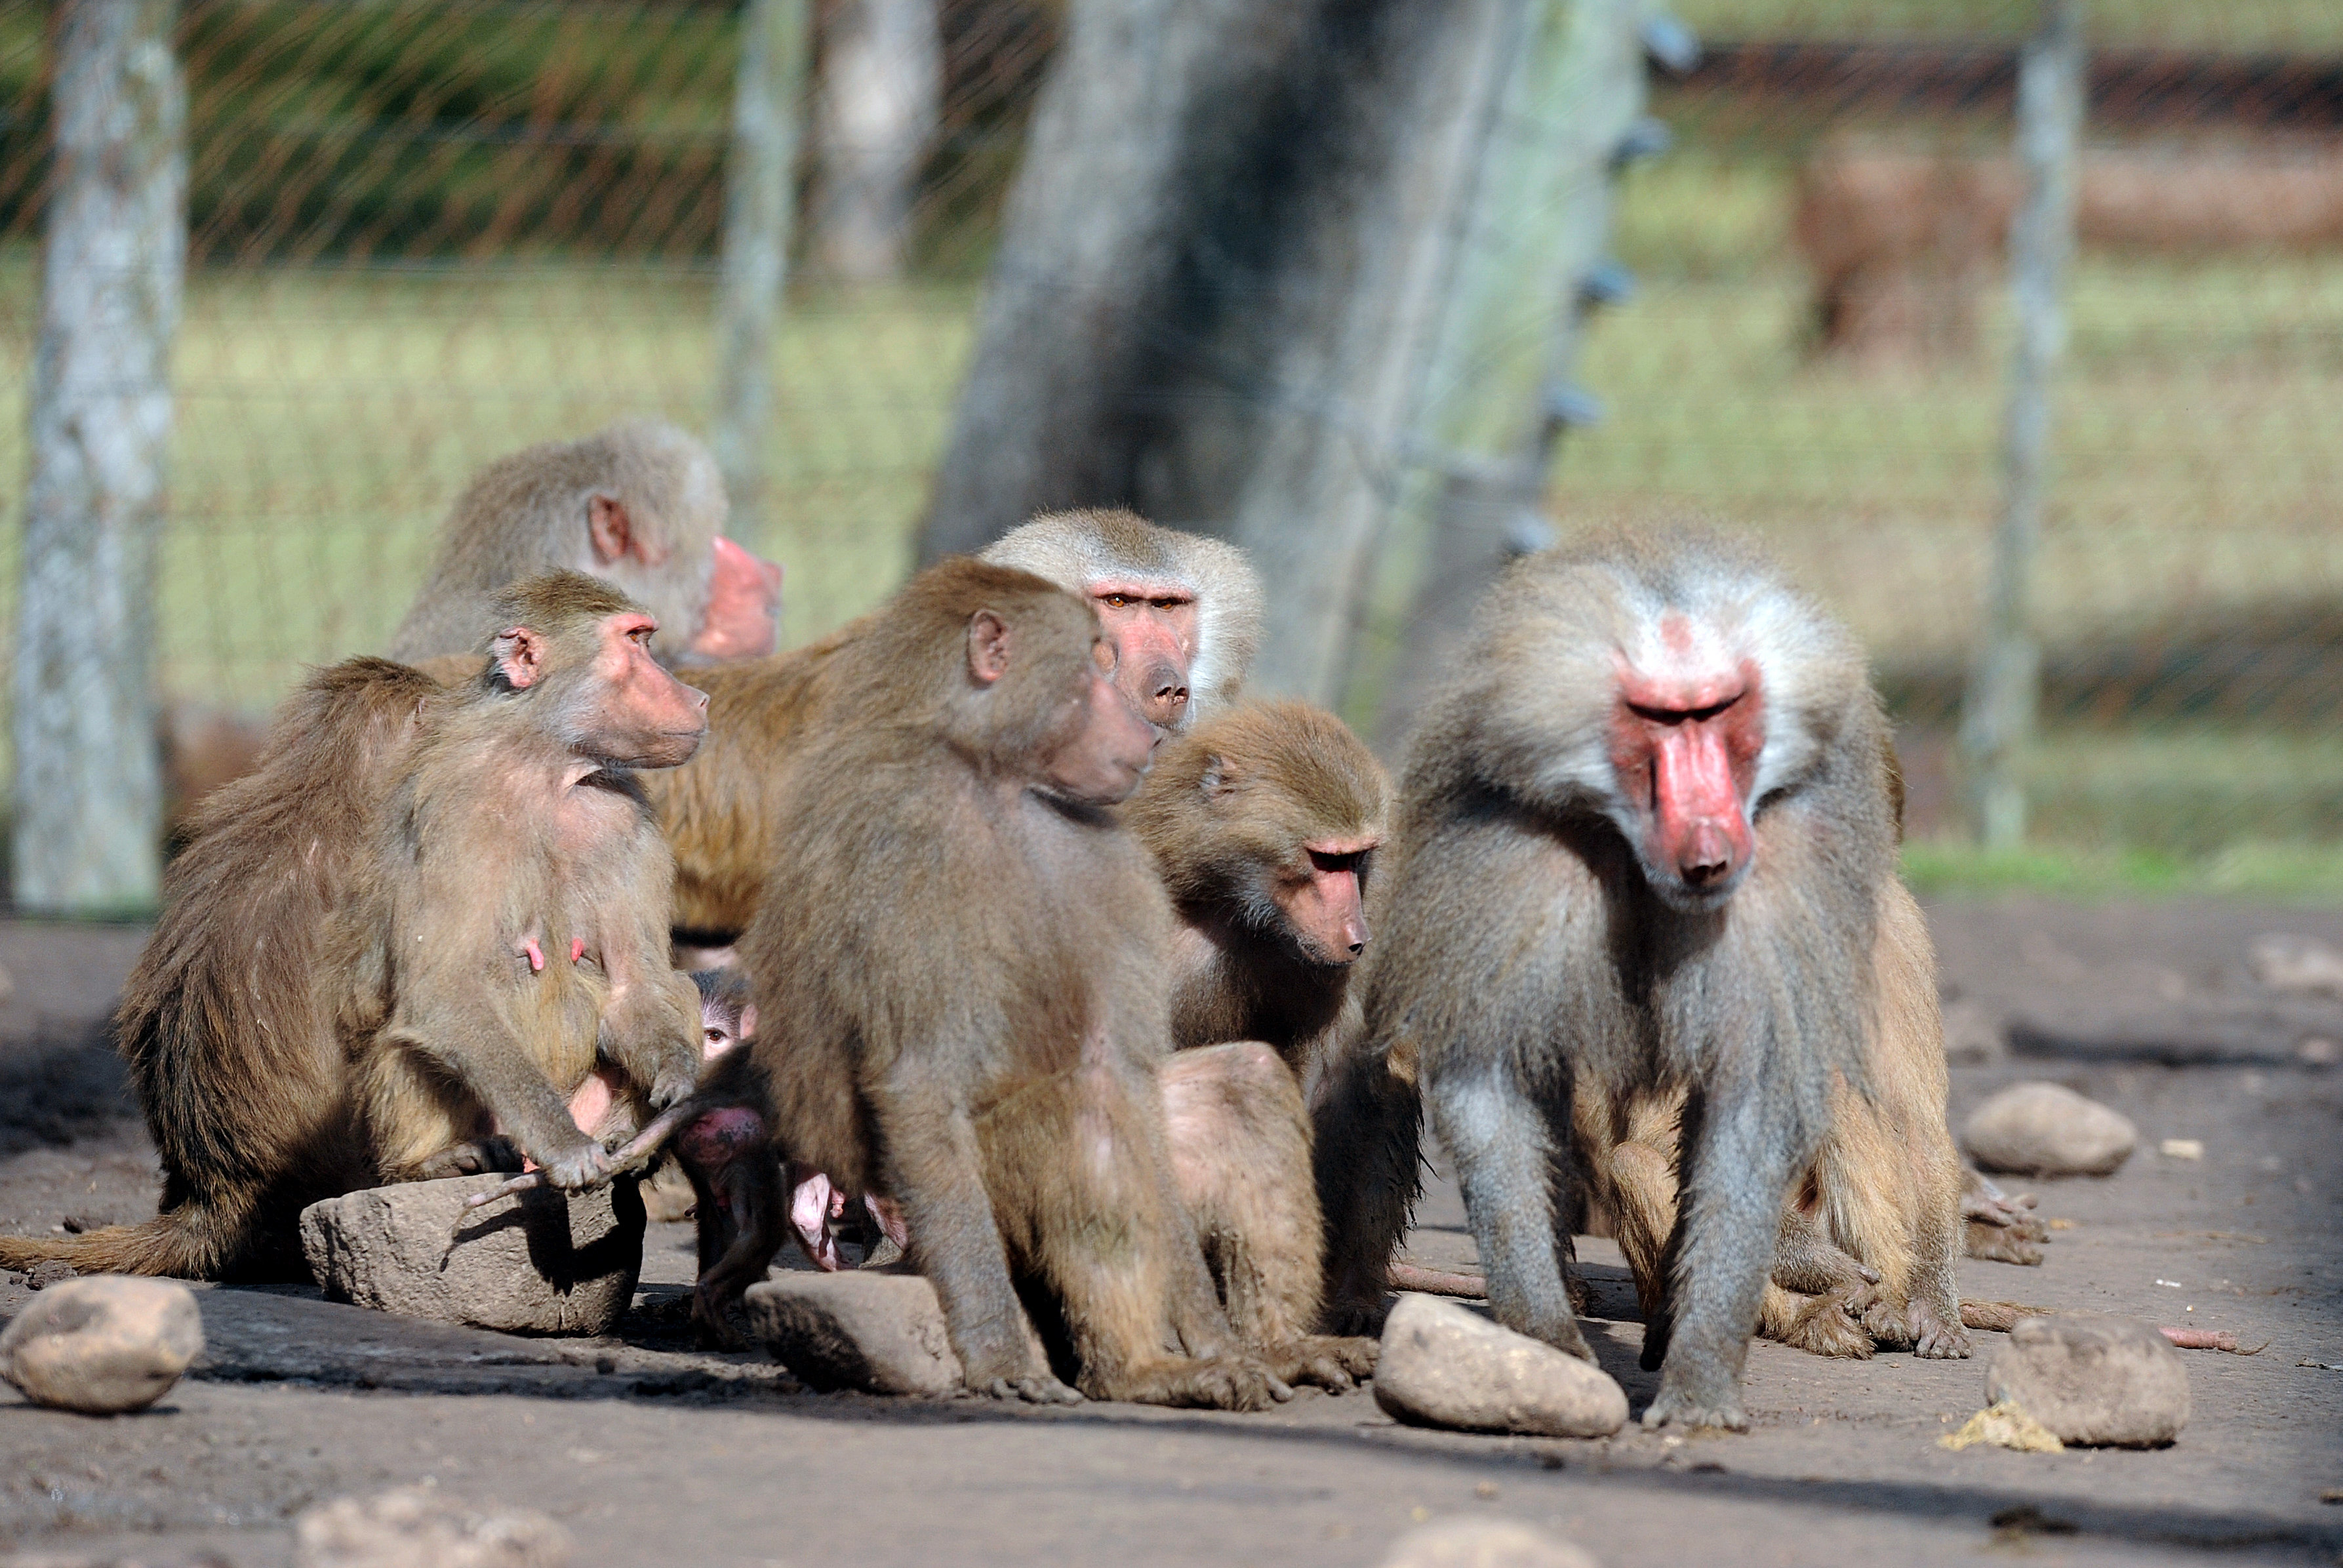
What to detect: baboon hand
<box><xmin>532</xmin><ymin>1136</ymin><xmax>617</xmax><ymax>1192</ymax></box>
<box><xmin>647</xmin><ymin>1064</ymin><xmax>698</xmax><ymax>1112</ymax></box>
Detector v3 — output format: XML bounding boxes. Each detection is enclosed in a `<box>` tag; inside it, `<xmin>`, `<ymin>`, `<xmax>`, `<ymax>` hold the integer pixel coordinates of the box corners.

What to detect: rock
<box><xmin>20</xmin><ymin>1260</ymin><xmax>77</xmax><ymax>1291</ymax></box>
<box><xmin>2157</xmin><ymin>1138</ymin><xmax>2203</xmax><ymax>1161</ymax></box>
<box><xmin>2251</xmin><ymin>933</ymin><xmax>2343</xmax><ymax>999</ymax></box>
<box><xmin>294</xmin><ymin>1486</ymin><xmax>571</xmax><ymax>1568</ymax></box>
<box><xmin>300</xmin><ymin>1175</ymin><xmax>643</xmax><ymax>1337</ymax></box>
<box><xmin>1963</xmin><ymin>1081</ymin><xmax>2136</xmax><ymax>1176</ymax></box>
<box><xmin>1940</xmin><ymin>998</ymin><xmax>2007</xmax><ymax>1064</ymax></box>
<box><xmin>0</xmin><ymin>1276</ymin><xmax>203</xmax><ymax>1415</ymax></box>
<box><xmin>1985</xmin><ymin>1313</ymin><xmax>2189</xmax><ymax>1447</ymax></box>
<box><xmin>1371</xmin><ymin>1294</ymin><xmax>1627</xmax><ymax>1439</ymax></box>
<box><xmin>1378</xmin><ymin>1519</ymin><xmax>1602</xmax><ymax>1568</ymax></box>
<box><xmin>744</xmin><ymin>1271</ymin><xmax>963</xmax><ymax>1395</ymax></box>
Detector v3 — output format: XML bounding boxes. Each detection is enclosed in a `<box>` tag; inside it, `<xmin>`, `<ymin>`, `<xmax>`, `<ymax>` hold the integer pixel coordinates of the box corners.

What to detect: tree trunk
<box><xmin>1371</xmin><ymin>0</ymin><xmax>1654</xmax><ymax>748</ymax></box>
<box><xmin>922</xmin><ymin>0</ymin><xmax>1605</xmax><ymax>704</ymax></box>
<box><xmin>11</xmin><ymin>0</ymin><xmax>185</xmax><ymax>917</ymax></box>
<box><xmin>715</xmin><ymin>0</ymin><xmax>813</xmax><ymax>540</ymax></box>
<box><xmin>813</xmin><ymin>0</ymin><xmax>941</xmax><ymax>281</ymax></box>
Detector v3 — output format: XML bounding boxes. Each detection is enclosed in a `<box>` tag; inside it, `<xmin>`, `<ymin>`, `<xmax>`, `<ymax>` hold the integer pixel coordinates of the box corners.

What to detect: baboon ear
<box><xmin>1199</xmin><ymin>754</ymin><xmax>1238</xmax><ymax>799</ymax></box>
<box><xmin>588</xmin><ymin>493</ymin><xmax>632</xmax><ymax>565</ymax></box>
<box><xmin>491</xmin><ymin>625</ymin><xmax>547</xmax><ymax>689</ymax></box>
<box><xmin>967</xmin><ymin>610</ymin><xmax>1012</xmax><ymax>686</ymax></box>
<box><xmin>738</xmin><ymin>1003</ymin><xmax>758</xmax><ymax>1041</ymax></box>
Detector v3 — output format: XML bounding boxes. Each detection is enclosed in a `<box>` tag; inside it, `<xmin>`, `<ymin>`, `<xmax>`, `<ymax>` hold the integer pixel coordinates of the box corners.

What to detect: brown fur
<box><xmin>0</xmin><ymin>574</ymin><xmax>704</xmax><ymax>1279</ymax></box>
<box><xmin>717</xmin><ymin>558</ymin><xmax>1283</xmax><ymax>1408</ymax></box>
<box><xmin>389</xmin><ymin>419</ymin><xmax>729</xmax><ymax>668</ymax></box>
<box><xmin>1124</xmin><ymin>700</ymin><xmax>1388</xmax><ymax>1387</ymax></box>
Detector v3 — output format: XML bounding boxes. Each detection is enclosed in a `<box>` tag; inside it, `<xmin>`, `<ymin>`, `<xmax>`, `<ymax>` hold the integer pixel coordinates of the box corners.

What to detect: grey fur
<box><xmin>1359</xmin><ymin>527</ymin><xmax>1896</xmax><ymax>1430</ymax></box>
<box><xmin>389</xmin><ymin>419</ymin><xmax>727</xmax><ymax>666</ymax></box>
<box><xmin>980</xmin><ymin>509</ymin><xmax>1264</xmax><ymax>727</ymax></box>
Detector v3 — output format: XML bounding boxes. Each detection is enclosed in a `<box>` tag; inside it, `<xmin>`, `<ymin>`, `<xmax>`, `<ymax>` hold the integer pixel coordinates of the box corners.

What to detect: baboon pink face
<box><xmin>1608</xmin><ymin>626</ymin><xmax>1765</xmax><ymax>905</ymax></box>
<box><xmin>1087</xmin><ymin>578</ymin><xmax>1198</xmax><ymax>734</ymax></box>
<box><xmin>687</xmin><ymin>535</ymin><xmax>785</xmax><ymax>663</ymax></box>
<box><xmin>1274</xmin><ymin>838</ymin><xmax>1378</xmax><ymax>965</ymax></box>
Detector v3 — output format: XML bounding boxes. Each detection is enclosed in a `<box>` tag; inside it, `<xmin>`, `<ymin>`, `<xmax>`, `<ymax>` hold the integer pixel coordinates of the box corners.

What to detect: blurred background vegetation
<box><xmin>0</xmin><ymin>0</ymin><xmax>2338</xmax><ymax>895</ymax></box>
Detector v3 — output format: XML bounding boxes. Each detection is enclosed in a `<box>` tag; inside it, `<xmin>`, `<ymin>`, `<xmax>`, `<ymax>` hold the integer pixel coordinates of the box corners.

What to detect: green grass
<box><xmin>1903</xmin><ymin>837</ymin><xmax>2343</xmax><ymax>900</ymax></box>
<box><xmin>1670</xmin><ymin>0</ymin><xmax>2343</xmax><ymax>51</ymax></box>
<box><xmin>0</xmin><ymin>143</ymin><xmax>2335</xmax><ymax>881</ymax></box>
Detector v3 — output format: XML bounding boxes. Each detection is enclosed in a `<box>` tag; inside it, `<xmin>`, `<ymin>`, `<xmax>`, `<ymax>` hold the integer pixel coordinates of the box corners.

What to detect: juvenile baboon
<box><xmin>1124</xmin><ymin>700</ymin><xmax>1389</xmax><ymax>1385</ymax></box>
<box><xmin>389</xmin><ymin>419</ymin><xmax>782</xmax><ymax>668</ymax></box>
<box><xmin>715</xmin><ymin>557</ymin><xmax>1285</xmax><ymax>1408</ymax></box>
<box><xmin>652</xmin><ymin>508</ymin><xmax>1262</xmax><ymax>935</ymax></box>
<box><xmin>1123</xmin><ymin>700</ymin><xmax>1386</xmax><ymax>1079</ymax></box>
<box><xmin>1349</xmin><ymin>531</ymin><xmax>1909</xmax><ymax>1430</ymax></box>
<box><xmin>0</xmin><ymin>574</ymin><xmax>708</xmax><ymax>1279</ymax></box>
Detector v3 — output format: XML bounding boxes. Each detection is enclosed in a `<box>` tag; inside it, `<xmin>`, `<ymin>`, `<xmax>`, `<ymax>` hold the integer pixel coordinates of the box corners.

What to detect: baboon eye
<box><xmin>1101</xmin><ymin>593</ymin><xmax>1132</xmax><ymax>609</ymax></box>
<box><xmin>1309</xmin><ymin>849</ymin><xmax>1366</xmax><ymax>875</ymax></box>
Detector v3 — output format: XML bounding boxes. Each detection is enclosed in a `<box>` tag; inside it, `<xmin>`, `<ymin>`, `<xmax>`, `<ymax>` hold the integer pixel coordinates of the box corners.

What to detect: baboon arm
<box><xmin>386</xmin><ymin>993</ymin><xmax>594</xmax><ymax>1173</ymax></box>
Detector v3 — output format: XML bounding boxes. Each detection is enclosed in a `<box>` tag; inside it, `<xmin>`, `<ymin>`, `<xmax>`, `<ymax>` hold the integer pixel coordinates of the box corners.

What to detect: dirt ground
<box><xmin>0</xmin><ymin>899</ymin><xmax>2336</xmax><ymax>1568</ymax></box>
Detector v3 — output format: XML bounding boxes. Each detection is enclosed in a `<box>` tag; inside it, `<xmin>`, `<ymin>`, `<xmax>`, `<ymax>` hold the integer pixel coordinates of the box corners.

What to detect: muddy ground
<box><xmin>0</xmin><ymin>899</ymin><xmax>2336</xmax><ymax>1568</ymax></box>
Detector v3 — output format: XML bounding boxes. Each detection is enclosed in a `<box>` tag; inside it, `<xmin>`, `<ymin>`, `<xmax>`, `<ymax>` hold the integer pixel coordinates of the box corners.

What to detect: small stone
<box><xmin>1985</xmin><ymin>1314</ymin><xmax>2190</xmax><ymax>1447</ymax></box>
<box><xmin>2158</xmin><ymin>1138</ymin><xmax>2203</xmax><ymax>1161</ymax></box>
<box><xmin>294</xmin><ymin>1486</ymin><xmax>572</xmax><ymax>1568</ymax></box>
<box><xmin>0</xmin><ymin>1276</ymin><xmax>203</xmax><ymax>1415</ymax></box>
<box><xmin>300</xmin><ymin>1175</ymin><xmax>643</xmax><ymax>1337</ymax></box>
<box><xmin>1963</xmin><ymin>1081</ymin><xmax>2137</xmax><ymax>1177</ymax></box>
<box><xmin>2298</xmin><ymin>1037</ymin><xmax>2339</xmax><ymax>1069</ymax></box>
<box><xmin>1377</xmin><ymin>1519</ymin><xmax>1601</xmax><ymax>1568</ymax></box>
<box><xmin>2250</xmin><ymin>933</ymin><xmax>2343</xmax><ymax>998</ymax></box>
<box><xmin>21</xmin><ymin>1260</ymin><xmax>77</xmax><ymax>1291</ymax></box>
<box><xmin>744</xmin><ymin>1272</ymin><xmax>963</xmax><ymax>1395</ymax></box>
<box><xmin>1371</xmin><ymin>1295</ymin><xmax>1627</xmax><ymax>1439</ymax></box>
<box><xmin>1940</xmin><ymin>998</ymin><xmax>2007</xmax><ymax>1064</ymax></box>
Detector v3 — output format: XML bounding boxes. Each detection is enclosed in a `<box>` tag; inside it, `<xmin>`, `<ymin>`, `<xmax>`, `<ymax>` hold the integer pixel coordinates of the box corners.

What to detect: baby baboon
<box><xmin>389</xmin><ymin>419</ymin><xmax>781</xmax><ymax>668</ymax></box>
<box><xmin>0</xmin><ymin>574</ymin><xmax>708</xmax><ymax>1279</ymax></box>
<box><xmin>1350</xmin><ymin>531</ymin><xmax>1911</xmax><ymax>1430</ymax></box>
<box><xmin>718</xmin><ymin>557</ymin><xmax>1283</xmax><ymax>1408</ymax></box>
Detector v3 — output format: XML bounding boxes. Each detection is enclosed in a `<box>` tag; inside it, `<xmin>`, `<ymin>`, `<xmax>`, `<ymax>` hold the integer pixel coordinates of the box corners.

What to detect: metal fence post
<box><xmin>1959</xmin><ymin>0</ymin><xmax>2082</xmax><ymax>849</ymax></box>
<box><xmin>11</xmin><ymin>0</ymin><xmax>186</xmax><ymax>916</ymax></box>
<box><xmin>715</xmin><ymin>0</ymin><xmax>812</xmax><ymax>542</ymax></box>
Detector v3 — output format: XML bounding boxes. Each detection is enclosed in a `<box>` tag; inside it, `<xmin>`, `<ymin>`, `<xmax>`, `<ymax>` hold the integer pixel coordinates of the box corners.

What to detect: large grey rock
<box><xmin>1378</xmin><ymin>1519</ymin><xmax>1601</xmax><ymax>1568</ymax></box>
<box><xmin>1963</xmin><ymin>1081</ymin><xmax>2136</xmax><ymax>1177</ymax></box>
<box><xmin>300</xmin><ymin>1175</ymin><xmax>643</xmax><ymax>1336</ymax></box>
<box><xmin>1985</xmin><ymin>1314</ymin><xmax>2189</xmax><ymax>1447</ymax></box>
<box><xmin>1372</xmin><ymin>1294</ymin><xmax>1626</xmax><ymax>1439</ymax></box>
<box><xmin>744</xmin><ymin>1271</ymin><xmax>963</xmax><ymax>1395</ymax></box>
<box><xmin>294</xmin><ymin>1486</ymin><xmax>572</xmax><ymax>1568</ymax></box>
<box><xmin>0</xmin><ymin>1276</ymin><xmax>203</xmax><ymax>1414</ymax></box>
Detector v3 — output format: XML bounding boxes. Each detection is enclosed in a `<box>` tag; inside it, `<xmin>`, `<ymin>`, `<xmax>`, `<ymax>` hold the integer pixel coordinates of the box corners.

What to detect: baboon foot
<box><xmin>690</xmin><ymin>1286</ymin><xmax>748</xmax><ymax>1352</ymax></box>
<box><xmin>981</xmin><ymin>1374</ymin><xmax>1084</xmax><ymax>1406</ymax></box>
<box><xmin>1258</xmin><ymin>1334</ymin><xmax>1380</xmax><ymax>1392</ymax></box>
<box><xmin>1093</xmin><ymin>1354</ymin><xmax>1291</xmax><ymax>1411</ymax></box>
<box><xmin>415</xmin><ymin>1137</ymin><xmax>525</xmax><ymax>1179</ymax></box>
<box><xmin>1512</xmin><ymin>1309</ymin><xmax>1595</xmax><ymax>1364</ymax></box>
<box><xmin>1863</xmin><ymin>1293</ymin><xmax>1970</xmax><ymax>1359</ymax></box>
<box><xmin>1641</xmin><ymin>1378</ymin><xmax>1748</xmax><ymax>1433</ymax></box>
<box><xmin>1772</xmin><ymin>1291</ymin><xmax>1875</xmax><ymax>1359</ymax></box>
<box><xmin>1964</xmin><ymin>1220</ymin><xmax>2045</xmax><ymax>1266</ymax></box>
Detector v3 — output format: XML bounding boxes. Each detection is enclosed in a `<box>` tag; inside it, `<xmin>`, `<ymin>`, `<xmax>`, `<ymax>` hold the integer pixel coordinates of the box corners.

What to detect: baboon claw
<box><xmin>984</xmin><ymin>1375</ymin><xmax>1083</xmax><ymax>1406</ymax></box>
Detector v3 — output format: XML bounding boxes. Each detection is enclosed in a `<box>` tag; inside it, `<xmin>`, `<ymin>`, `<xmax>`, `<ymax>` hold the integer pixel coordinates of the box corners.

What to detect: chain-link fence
<box><xmin>1</xmin><ymin>0</ymin><xmax>2338</xmax><ymax>899</ymax></box>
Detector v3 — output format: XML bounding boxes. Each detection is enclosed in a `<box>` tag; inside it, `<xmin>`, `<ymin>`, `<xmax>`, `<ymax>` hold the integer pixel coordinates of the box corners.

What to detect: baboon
<box><xmin>389</xmin><ymin>419</ymin><xmax>782</xmax><ymax>669</ymax></box>
<box><xmin>0</xmin><ymin>574</ymin><xmax>709</xmax><ymax>1279</ymax></box>
<box><xmin>1347</xmin><ymin>530</ymin><xmax>1910</xmax><ymax>1430</ymax></box>
<box><xmin>714</xmin><ymin>557</ymin><xmax>1285</xmax><ymax>1408</ymax></box>
<box><xmin>1124</xmin><ymin>700</ymin><xmax>1391</xmax><ymax>1386</ymax></box>
<box><xmin>651</xmin><ymin>508</ymin><xmax>1263</xmax><ymax>935</ymax></box>
<box><xmin>635</xmin><ymin>971</ymin><xmax>758</xmax><ymax>1224</ymax></box>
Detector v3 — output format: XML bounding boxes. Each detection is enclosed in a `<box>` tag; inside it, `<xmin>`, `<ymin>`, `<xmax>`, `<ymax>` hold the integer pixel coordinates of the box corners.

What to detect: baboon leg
<box><xmin>1165</xmin><ymin>1044</ymin><xmax>1377</xmax><ymax>1390</ymax></box>
<box><xmin>1642</xmin><ymin>1087</ymin><xmax>1807</xmax><ymax>1432</ymax></box>
<box><xmin>991</xmin><ymin>1067</ymin><xmax>1284</xmax><ymax>1412</ymax></box>
<box><xmin>1603</xmin><ymin>1136</ymin><xmax>1678</xmax><ymax>1321</ymax></box>
<box><xmin>1759</xmin><ymin>1283</ymin><xmax>1874</xmax><ymax>1359</ymax></box>
<box><xmin>414</xmin><ymin>1136</ymin><xmax>525</xmax><ymax>1179</ymax></box>
<box><xmin>1429</xmin><ymin>1064</ymin><xmax>1590</xmax><ymax>1361</ymax></box>
<box><xmin>1308</xmin><ymin>1035</ymin><xmax>1422</xmax><ymax>1335</ymax></box>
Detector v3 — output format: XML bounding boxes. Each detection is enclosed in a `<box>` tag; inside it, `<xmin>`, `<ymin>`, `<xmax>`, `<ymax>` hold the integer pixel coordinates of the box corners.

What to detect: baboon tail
<box><xmin>0</xmin><ymin>1206</ymin><xmax>242</xmax><ymax>1280</ymax></box>
<box><xmin>1959</xmin><ymin>1299</ymin><xmax>2050</xmax><ymax>1332</ymax></box>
